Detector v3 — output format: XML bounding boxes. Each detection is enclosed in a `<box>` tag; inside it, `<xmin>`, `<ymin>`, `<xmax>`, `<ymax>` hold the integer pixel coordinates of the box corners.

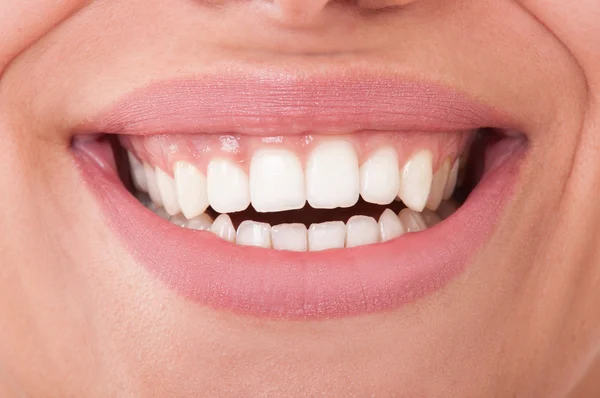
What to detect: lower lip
<box><xmin>74</xmin><ymin>138</ymin><xmax>525</xmax><ymax>319</ymax></box>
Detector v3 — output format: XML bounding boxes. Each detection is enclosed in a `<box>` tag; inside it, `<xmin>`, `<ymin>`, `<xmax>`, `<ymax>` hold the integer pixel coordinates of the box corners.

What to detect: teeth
<box><xmin>308</xmin><ymin>221</ymin><xmax>346</xmax><ymax>251</ymax></box>
<box><xmin>174</xmin><ymin>162</ymin><xmax>209</xmax><ymax>219</ymax></box>
<box><xmin>168</xmin><ymin>214</ymin><xmax>188</xmax><ymax>227</ymax></box>
<box><xmin>155</xmin><ymin>207</ymin><xmax>170</xmax><ymax>220</ymax></box>
<box><xmin>207</xmin><ymin>158</ymin><xmax>251</xmax><ymax>213</ymax></box>
<box><xmin>250</xmin><ymin>149</ymin><xmax>305</xmax><ymax>212</ymax></box>
<box><xmin>185</xmin><ymin>213</ymin><xmax>214</xmax><ymax>231</ymax></box>
<box><xmin>346</xmin><ymin>216</ymin><xmax>379</xmax><ymax>248</ymax></box>
<box><xmin>426</xmin><ymin>159</ymin><xmax>450</xmax><ymax>211</ymax></box>
<box><xmin>128</xmin><ymin>152</ymin><xmax>148</xmax><ymax>192</ymax></box>
<box><xmin>271</xmin><ymin>223</ymin><xmax>308</xmax><ymax>252</ymax></box>
<box><xmin>443</xmin><ymin>159</ymin><xmax>459</xmax><ymax>200</ymax></box>
<box><xmin>155</xmin><ymin>168</ymin><xmax>181</xmax><ymax>216</ymax></box>
<box><xmin>306</xmin><ymin>140</ymin><xmax>360</xmax><ymax>209</ymax></box>
<box><xmin>421</xmin><ymin>209</ymin><xmax>442</xmax><ymax>227</ymax></box>
<box><xmin>144</xmin><ymin>164</ymin><xmax>163</xmax><ymax>206</ymax></box>
<box><xmin>236</xmin><ymin>221</ymin><xmax>272</xmax><ymax>248</ymax></box>
<box><xmin>398</xmin><ymin>150</ymin><xmax>433</xmax><ymax>212</ymax></box>
<box><xmin>378</xmin><ymin>208</ymin><xmax>406</xmax><ymax>242</ymax></box>
<box><xmin>210</xmin><ymin>214</ymin><xmax>236</xmax><ymax>243</ymax></box>
<box><xmin>360</xmin><ymin>147</ymin><xmax>400</xmax><ymax>205</ymax></box>
<box><xmin>398</xmin><ymin>208</ymin><xmax>427</xmax><ymax>233</ymax></box>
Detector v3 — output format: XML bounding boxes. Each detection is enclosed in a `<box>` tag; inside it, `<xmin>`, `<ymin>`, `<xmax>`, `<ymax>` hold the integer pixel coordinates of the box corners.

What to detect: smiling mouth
<box><xmin>73</xmin><ymin>74</ymin><xmax>527</xmax><ymax>319</ymax></box>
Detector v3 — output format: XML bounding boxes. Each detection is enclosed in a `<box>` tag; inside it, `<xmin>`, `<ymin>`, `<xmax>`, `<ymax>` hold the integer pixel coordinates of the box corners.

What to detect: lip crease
<box><xmin>74</xmin><ymin>74</ymin><xmax>525</xmax><ymax>319</ymax></box>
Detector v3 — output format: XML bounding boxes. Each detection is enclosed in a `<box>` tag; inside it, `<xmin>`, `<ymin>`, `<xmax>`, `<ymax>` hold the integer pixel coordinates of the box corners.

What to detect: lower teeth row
<box><xmin>143</xmin><ymin>199</ymin><xmax>458</xmax><ymax>252</ymax></box>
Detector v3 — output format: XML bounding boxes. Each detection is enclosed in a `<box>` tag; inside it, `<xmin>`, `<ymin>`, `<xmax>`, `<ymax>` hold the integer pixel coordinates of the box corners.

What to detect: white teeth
<box><xmin>185</xmin><ymin>213</ymin><xmax>214</xmax><ymax>231</ymax></box>
<box><xmin>250</xmin><ymin>149</ymin><xmax>305</xmax><ymax>213</ymax></box>
<box><xmin>144</xmin><ymin>164</ymin><xmax>163</xmax><ymax>206</ymax></box>
<box><xmin>271</xmin><ymin>223</ymin><xmax>308</xmax><ymax>252</ymax></box>
<box><xmin>168</xmin><ymin>214</ymin><xmax>188</xmax><ymax>227</ymax></box>
<box><xmin>346</xmin><ymin>216</ymin><xmax>380</xmax><ymax>248</ymax></box>
<box><xmin>443</xmin><ymin>159</ymin><xmax>459</xmax><ymax>200</ymax></box>
<box><xmin>398</xmin><ymin>208</ymin><xmax>427</xmax><ymax>233</ymax></box>
<box><xmin>426</xmin><ymin>159</ymin><xmax>450</xmax><ymax>211</ymax></box>
<box><xmin>236</xmin><ymin>221</ymin><xmax>272</xmax><ymax>248</ymax></box>
<box><xmin>360</xmin><ymin>147</ymin><xmax>400</xmax><ymax>205</ymax></box>
<box><xmin>155</xmin><ymin>168</ymin><xmax>181</xmax><ymax>216</ymax></box>
<box><xmin>210</xmin><ymin>214</ymin><xmax>236</xmax><ymax>243</ymax></box>
<box><xmin>174</xmin><ymin>161</ymin><xmax>209</xmax><ymax>219</ymax></box>
<box><xmin>306</xmin><ymin>140</ymin><xmax>360</xmax><ymax>209</ymax></box>
<box><xmin>207</xmin><ymin>158</ymin><xmax>251</xmax><ymax>213</ymax></box>
<box><xmin>398</xmin><ymin>150</ymin><xmax>433</xmax><ymax>212</ymax></box>
<box><xmin>128</xmin><ymin>152</ymin><xmax>148</xmax><ymax>192</ymax></box>
<box><xmin>378</xmin><ymin>208</ymin><xmax>406</xmax><ymax>242</ymax></box>
<box><xmin>308</xmin><ymin>221</ymin><xmax>346</xmax><ymax>251</ymax></box>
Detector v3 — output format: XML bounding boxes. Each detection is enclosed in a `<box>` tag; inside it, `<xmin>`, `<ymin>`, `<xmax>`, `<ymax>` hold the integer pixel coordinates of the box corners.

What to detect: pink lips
<box><xmin>75</xmin><ymin>75</ymin><xmax>524</xmax><ymax>319</ymax></box>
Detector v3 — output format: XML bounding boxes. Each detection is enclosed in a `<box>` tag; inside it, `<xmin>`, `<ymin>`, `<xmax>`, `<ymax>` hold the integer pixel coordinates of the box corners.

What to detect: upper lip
<box><xmin>78</xmin><ymin>70</ymin><xmax>516</xmax><ymax>137</ymax></box>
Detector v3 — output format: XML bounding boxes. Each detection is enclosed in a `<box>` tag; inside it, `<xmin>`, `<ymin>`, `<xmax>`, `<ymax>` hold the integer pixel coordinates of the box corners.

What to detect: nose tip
<box><xmin>269</xmin><ymin>0</ymin><xmax>418</xmax><ymax>27</ymax></box>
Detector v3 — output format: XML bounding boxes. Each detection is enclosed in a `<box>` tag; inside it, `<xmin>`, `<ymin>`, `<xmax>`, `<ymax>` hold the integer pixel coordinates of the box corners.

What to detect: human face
<box><xmin>1</xmin><ymin>1</ymin><xmax>599</xmax><ymax>396</ymax></box>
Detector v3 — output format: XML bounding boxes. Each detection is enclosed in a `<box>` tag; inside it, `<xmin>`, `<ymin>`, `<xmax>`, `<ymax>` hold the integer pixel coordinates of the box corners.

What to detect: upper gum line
<box><xmin>121</xmin><ymin>130</ymin><xmax>472</xmax><ymax>175</ymax></box>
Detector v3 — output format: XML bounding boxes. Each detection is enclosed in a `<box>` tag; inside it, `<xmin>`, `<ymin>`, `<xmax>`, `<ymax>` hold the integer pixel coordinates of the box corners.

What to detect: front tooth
<box><xmin>128</xmin><ymin>152</ymin><xmax>148</xmax><ymax>192</ymax></box>
<box><xmin>426</xmin><ymin>159</ymin><xmax>451</xmax><ymax>211</ymax></box>
<box><xmin>398</xmin><ymin>208</ymin><xmax>427</xmax><ymax>233</ymax></box>
<box><xmin>156</xmin><ymin>168</ymin><xmax>181</xmax><ymax>216</ymax></box>
<box><xmin>144</xmin><ymin>164</ymin><xmax>163</xmax><ymax>206</ymax></box>
<box><xmin>207</xmin><ymin>158</ymin><xmax>250</xmax><ymax>213</ymax></box>
<box><xmin>398</xmin><ymin>150</ymin><xmax>433</xmax><ymax>212</ymax></box>
<box><xmin>378</xmin><ymin>208</ymin><xmax>406</xmax><ymax>242</ymax></box>
<box><xmin>236</xmin><ymin>221</ymin><xmax>272</xmax><ymax>248</ymax></box>
<box><xmin>360</xmin><ymin>147</ymin><xmax>400</xmax><ymax>205</ymax></box>
<box><xmin>210</xmin><ymin>214</ymin><xmax>236</xmax><ymax>243</ymax></box>
<box><xmin>346</xmin><ymin>216</ymin><xmax>379</xmax><ymax>248</ymax></box>
<box><xmin>306</xmin><ymin>140</ymin><xmax>359</xmax><ymax>209</ymax></box>
<box><xmin>308</xmin><ymin>221</ymin><xmax>346</xmax><ymax>251</ymax></box>
<box><xmin>443</xmin><ymin>159</ymin><xmax>459</xmax><ymax>200</ymax></box>
<box><xmin>271</xmin><ymin>223</ymin><xmax>308</xmax><ymax>252</ymax></box>
<box><xmin>250</xmin><ymin>149</ymin><xmax>305</xmax><ymax>212</ymax></box>
<box><xmin>174</xmin><ymin>161</ymin><xmax>209</xmax><ymax>219</ymax></box>
<box><xmin>185</xmin><ymin>213</ymin><xmax>214</xmax><ymax>231</ymax></box>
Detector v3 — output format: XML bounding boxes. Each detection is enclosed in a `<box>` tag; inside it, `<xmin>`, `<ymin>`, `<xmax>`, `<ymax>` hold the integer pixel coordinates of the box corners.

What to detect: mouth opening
<box><xmin>88</xmin><ymin>127</ymin><xmax>516</xmax><ymax>252</ymax></box>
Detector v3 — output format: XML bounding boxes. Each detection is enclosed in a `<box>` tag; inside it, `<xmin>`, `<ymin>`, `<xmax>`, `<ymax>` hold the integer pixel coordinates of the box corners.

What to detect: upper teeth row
<box><xmin>152</xmin><ymin>206</ymin><xmax>448</xmax><ymax>251</ymax></box>
<box><xmin>128</xmin><ymin>140</ymin><xmax>459</xmax><ymax>219</ymax></box>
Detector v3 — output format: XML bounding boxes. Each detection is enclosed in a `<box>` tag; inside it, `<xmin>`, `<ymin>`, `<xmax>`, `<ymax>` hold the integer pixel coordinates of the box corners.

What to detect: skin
<box><xmin>1</xmin><ymin>0</ymin><xmax>599</xmax><ymax>396</ymax></box>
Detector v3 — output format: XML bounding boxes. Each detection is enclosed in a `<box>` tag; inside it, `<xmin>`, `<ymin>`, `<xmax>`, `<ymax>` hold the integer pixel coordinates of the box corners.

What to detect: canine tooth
<box><xmin>236</xmin><ymin>221</ymin><xmax>272</xmax><ymax>248</ymax></box>
<box><xmin>210</xmin><ymin>214</ymin><xmax>236</xmax><ymax>243</ymax></box>
<box><xmin>156</xmin><ymin>168</ymin><xmax>181</xmax><ymax>216</ymax></box>
<box><xmin>360</xmin><ymin>147</ymin><xmax>400</xmax><ymax>205</ymax></box>
<box><xmin>398</xmin><ymin>150</ymin><xmax>433</xmax><ymax>212</ymax></box>
<box><xmin>207</xmin><ymin>158</ymin><xmax>250</xmax><ymax>213</ymax></box>
<box><xmin>185</xmin><ymin>213</ymin><xmax>214</xmax><ymax>231</ymax></box>
<box><xmin>443</xmin><ymin>159</ymin><xmax>459</xmax><ymax>200</ymax></box>
<box><xmin>346</xmin><ymin>216</ymin><xmax>379</xmax><ymax>248</ymax></box>
<box><xmin>250</xmin><ymin>149</ymin><xmax>305</xmax><ymax>212</ymax></box>
<box><xmin>421</xmin><ymin>209</ymin><xmax>442</xmax><ymax>227</ymax></box>
<box><xmin>128</xmin><ymin>152</ymin><xmax>147</xmax><ymax>192</ymax></box>
<box><xmin>426</xmin><ymin>159</ymin><xmax>451</xmax><ymax>211</ymax></box>
<box><xmin>398</xmin><ymin>208</ymin><xmax>427</xmax><ymax>233</ymax></box>
<box><xmin>144</xmin><ymin>164</ymin><xmax>163</xmax><ymax>206</ymax></box>
<box><xmin>174</xmin><ymin>162</ymin><xmax>209</xmax><ymax>219</ymax></box>
<box><xmin>378</xmin><ymin>208</ymin><xmax>406</xmax><ymax>242</ymax></box>
<box><xmin>168</xmin><ymin>214</ymin><xmax>188</xmax><ymax>227</ymax></box>
<box><xmin>271</xmin><ymin>223</ymin><xmax>308</xmax><ymax>252</ymax></box>
<box><xmin>308</xmin><ymin>221</ymin><xmax>346</xmax><ymax>251</ymax></box>
<box><xmin>306</xmin><ymin>140</ymin><xmax>359</xmax><ymax>209</ymax></box>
